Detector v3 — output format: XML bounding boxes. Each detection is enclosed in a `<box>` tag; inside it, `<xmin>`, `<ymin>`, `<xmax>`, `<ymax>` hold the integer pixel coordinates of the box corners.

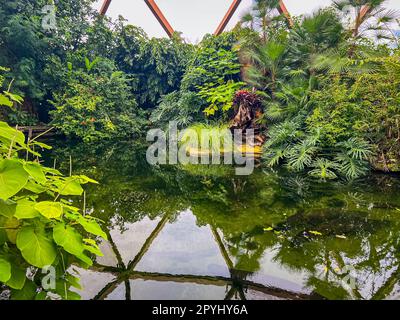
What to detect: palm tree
<box><xmin>287</xmin><ymin>9</ymin><xmax>345</xmax><ymax>74</ymax></box>
<box><xmin>240</xmin><ymin>0</ymin><xmax>285</xmax><ymax>42</ymax></box>
<box><xmin>241</xmin><ymin>40</ymin><xmax>286</xmax><ymax>94</ymax></box>
<box><xmin>333</xmin><ymin>0</ymin><xmax>398</xmax><ymax>40</ymax></box>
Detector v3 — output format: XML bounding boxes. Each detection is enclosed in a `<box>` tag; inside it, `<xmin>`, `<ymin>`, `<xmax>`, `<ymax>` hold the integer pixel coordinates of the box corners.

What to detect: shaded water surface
<box><xmin>44</xmin><ymin>141</ymin><xmax>400</xmax><ymax>300</ymax></box>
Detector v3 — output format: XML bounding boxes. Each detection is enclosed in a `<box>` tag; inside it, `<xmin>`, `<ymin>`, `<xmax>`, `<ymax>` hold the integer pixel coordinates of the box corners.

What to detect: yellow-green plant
<box><xmin>0</xmin><ymin>75</ymin><xmax>106</xmax><ymax>299</ymax></box>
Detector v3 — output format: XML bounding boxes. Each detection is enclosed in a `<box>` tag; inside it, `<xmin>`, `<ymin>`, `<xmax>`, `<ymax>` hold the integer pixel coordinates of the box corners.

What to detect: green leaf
<box><xmin>31</xmin><ymin>141</ymin><xmax>52</xmax><ymax>150</ymax></box>
<box><xmin>0</xmin><ymin>257</ymin><xmax>11</xmax><ymax>282</ymax></box>
<box><xmin>6</xmin><ymin>263</ymin><xmax>26</xmax><ymax>290</ymax></box>
<box><xmin>15</xmin><ymin>199</ymin><xmax>40</xmax><ymax>219</ymax></box>
<box><xmin>83</xmin><ymin>243</ymin><xmax>103</xmax><ymax>257</ymax></box>
<box><xmin>10</xmin><ymin>280</ymin><xmax>37</xmax><ymax>300</ymax></box>
<box><xmin>54</xmin><ymin>177</ymin><xmax>83</xmax><ymax>196</ymax></box>
<box><xmin>53</xmin><ymin>222</ymin><xmax>92</xmax><ymax>266</ymax></box>
<box><xmin>0</xmin><ymin>94</ymin><xmax>13</xmax><ymax>107</ymax></box>
<box><xmin>0</xmin><ymin>199</ymin><xmax>17</xmax><ymax>218</ymax></box>
<box><xmin>5</xmin><ymin>217</ymin><xmax>20</xmax><ymax>243</ymax></box>
<box><xmin>0</xmin><ymin>122</ymin><xmax>25</xmax><ymax>146</ymax></box>
<box><xmin>42</xmin><ymin>167</ymin><xmax>62</xmax><ymax>176</ymax></box>
<box><xmin>16</xmin><ymin>226</ymin><xmax>57</xmax><ymax>268</ymax></box>
<box><xmin>55</xmin><ymin>280</ymin><xmax>81</xmax><ymax>300</ymax></box>
<box><xmin>35</xmin><ymin>201</ymin><xmax>63</xmax><ymax>219</ymax></box>
<box><xmin>35</xmin><ymin>291</ymin><xmax>48</xmax><ymax>300</ymax></box>
<box><xmin>4</xmin><ymin>91</ymin><xmax>23</xmax><ymax>104</ymax></box>
<box><xmin>78</xmin><ymin>217</ymin><xmax>107</xmax><ymax>240</ymax></box>
<box><xmin>24</xmin><ymin>180</ymin><xmax>47</xmax><ymax>194</ymax></box>
<box><xmin>78</xmin><ymin>175</ymin><xmax>98</xmax><ymax>184</ymax></box>
<box><xmin>23</xmin><ymin>162</ymin><xmax>47</xmax><ymax>184</ymax></box>
<box><xmin>0</xmin><ymin>229</ymin><xmax>6</xmax><ymax>245</ymax></box>
<box><xmin>0</xmin><ymin>159</ymin><xmax>29</xmax><ymax>200</ymax></box>
<box><xmin>66</xmin><ymin>273</ymin><xmax>82</xmax><ymax>290</ymax></box>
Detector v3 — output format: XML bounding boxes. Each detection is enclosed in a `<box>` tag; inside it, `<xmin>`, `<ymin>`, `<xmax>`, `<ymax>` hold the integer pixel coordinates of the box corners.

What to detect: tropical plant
<box><xmin>0</xmin><ymin>86</ymin><xmax>106</xmax><ymax>299</ymax></box>
<box><xmin>49</xmin><ymin>57</ymin><xmax>146</xmax><ymax>142</ymax></box>
<box><xmin>287</xmin><ymin>9</ymin><xmax>345</xmax><ymax>73</ymax></box>
<box><xmin>181</xmin><ymin>46</ymin><xmax>241</xmax><ymax>92</ymax></box>
<box><xmin>242</xmin><ymin>40</ymin><xmax>287</xmax><ymax>96</ymax></box>
<box><xmin>0</xmin><ymin>0</ymin><xmax>100</xmax><ymax>116</ymax></box>
<box><xmin>263</xmin><ymin>118</ymin><xmax>373</xmax><ymax>180</ymax></box>
<box><xmin>0</xmin><ymin>122</ymin><xmax>106</xmax><ymax>300</ymax></box>
<box><xmin>333</xmin><ymin>0</ymin><xmax>398</xmax><ymax>40</ymax></box>
<box><xmin>150</xmin><ymin>91</ymin><xmax>205</xmax><ymax>129</ymax></box>
<box><xmin>113</xmin><ymin>24</ymin><xmax>193</xmax><ymax>108</ymax></box>
<box><xmin>179</xmin><ymin>123</ymin><xmax>234</xmax><ymax>154</ymax></box>
<box><xmin>199</xmin><ymin>80</ymin><xmax>244</xmax><ymax>117</ymax></box>
<box><xmin>240</xmin><ymin>0</ymin><xmax>288</xmax><ymax>42</ymax></box>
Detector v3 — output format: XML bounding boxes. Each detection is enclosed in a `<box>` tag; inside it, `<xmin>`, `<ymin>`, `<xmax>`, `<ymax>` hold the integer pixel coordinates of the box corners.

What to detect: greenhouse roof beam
<box><xmin>99</xmin><ymin>0</ymin><xmax>295</xmax><ymax>38</ymax></box>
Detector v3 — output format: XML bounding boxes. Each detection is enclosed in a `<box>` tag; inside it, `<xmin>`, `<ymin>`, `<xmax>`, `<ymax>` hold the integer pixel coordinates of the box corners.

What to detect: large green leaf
<box><xmin>0</xmin><ymin>229</ymin><xmax>6</xmax><ymax>245</ymax></box>
<box><xmin>6</xmin><ymin>262</ymin><xmax>26</xmax><ymax>290</ymax></box>
<box><xmin>55</xmin><ymin>279</ymin><xmax>81</xmax><ymax>300</ymax></box>
<box><xmin>54</xmin><ymin>177</ymin><xmax>84</xmax><ymax>196</ymax></box>
<box><xmin>16</xmin><ymin>226</ymin><xmax>57</xmax><ymax>268</ymax></box>
<box><xmin>78</xmin><ymin>175</ymin><xmax>98</xmax><ymax>184</ymax></box>
<box><xmin>53</xmin><ymin>222</ymin><xmax>92</xmax><ymax>266</ymax></box>
<box><xmin>78</xmin><ymin>217</ymin><xmax>107</xmax><ymax>240</ymax></box>
<box><xmin>0</xmin><ymin>199</ymin><xmax>16</xmax><ymax>218</ymax></box>
<box><xmin>10</xmin><ymin>280</ymin><xmax>37</xmax><ymax>300</ymax></box>
<box><xmin>5</xmin><ymin>217</ymin><xmax>20</xmax><ymax>244</ymax></box>
<box><xmin>35</xmin><ymin>201</ymin><xmax>63</xmax><ymax>219</ymax></box>
<box><xmin>0</xmin><ymin>257</ymin><xmax>11</xmax><ymax>282</ymax></box>
<box><xmin>0</xmin><ymin>122</ymin><xmax>25</xmax><ymax>146</ymax></box>
<box><xmin>24</xmin><ymin>180</ymin><xmax>47</xmax><ymax>194</ymax></box>
<box><xmin>0</xmin><ymin>95</ymin><xmax>13</xmax><ymax>107</ymax></box>
<box><xmin>23</xmin><ymin>162</ymin><xmax>47</xmax><ymax>184</ymax></box>
<box><xmin>0</xmin><ymin>159</ymin><xmax>29</xmax><ymax>200</ymax></box>
<box><xmin>15</xmin><ymin>199</ymin><xmax>40</xmax><ymax>219</ymax></box>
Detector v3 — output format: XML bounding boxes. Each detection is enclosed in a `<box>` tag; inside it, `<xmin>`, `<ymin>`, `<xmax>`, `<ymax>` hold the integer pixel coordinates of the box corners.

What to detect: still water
<box><xmin>44</xmin><ymin>141</ymin><xmax>400</xmax><ymax>300</ymax></box>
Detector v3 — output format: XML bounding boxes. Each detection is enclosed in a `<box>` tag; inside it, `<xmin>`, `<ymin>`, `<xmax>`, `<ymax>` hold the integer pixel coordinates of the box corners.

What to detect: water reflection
<box><xmin>46</xmin><ymin>141</ymin><xmax>400</xmax><ymax>300</ymax></box>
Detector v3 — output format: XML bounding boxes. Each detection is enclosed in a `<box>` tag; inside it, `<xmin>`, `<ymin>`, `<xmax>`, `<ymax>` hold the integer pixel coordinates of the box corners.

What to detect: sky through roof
<box><xmin>94</xmin><ymin>0</ymin><xmax>400</xmax><ymax>42</ymax></box>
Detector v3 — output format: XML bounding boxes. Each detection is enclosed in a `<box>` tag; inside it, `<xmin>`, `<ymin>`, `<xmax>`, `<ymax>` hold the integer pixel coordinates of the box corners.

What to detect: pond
<box><xmin>42</xmin><ymin>140</ymin><xmax>400</xmax><ymax>300</ymax></box>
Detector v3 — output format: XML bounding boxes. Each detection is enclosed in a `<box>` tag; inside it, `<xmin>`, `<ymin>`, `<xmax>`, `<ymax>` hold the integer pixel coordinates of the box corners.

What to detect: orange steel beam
<box><xmin>144</xmin><ymin>0</ymin><xmax>175</xmax><ymax>38</ymax></box>
<box><xmin>215</xmin><ymin>0</ymin><xmax>293</xmax><ymax>35</ymax></box>
<box><xmin>99</xmin><ymin>0</ymin><xmax>112</xmax><ymax>16</ymax></box>
<box><xmin>98</xmin><ymin>0</ymin><xmax>174</xmax><ymax>37</ymax></box>
<box><xmin>99</xmin><ymin>0</ymin><xmax>293</xmax><ymax>38</ymax></box>
<box><xmin>277</xmin><ymin>0</ymin><xmax>293</xmax><ymax>27</ymax></box>
<box><xmin>215</xmin><ymin>0</ymin><xmax>243</xmax><ymax>35</ymax></box>
<box><xmin>359</xmin><ymin>5</ymin><xmax>372</xmax><ymax>21</ymax></box>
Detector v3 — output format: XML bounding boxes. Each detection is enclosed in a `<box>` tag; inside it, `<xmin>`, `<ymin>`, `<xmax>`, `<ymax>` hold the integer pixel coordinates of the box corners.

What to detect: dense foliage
<box><xmin>0</xmin><ymin>79</ymin><xmax>106</xmax><ymax>299</ymax></box>
<box><xmin>48</xmin><ymin>56</ymin><xmax>145</xmax><ymax>142</ymax></box>
<box><xmin>237</xmin><ymin>1</ymin><xmax>400</xmax><ymax>179</ymax></box>
<box><xmin>0</xmin><ymin>0</ymin><xmax>399</xmax><ymax>301</ymax></box>
<box><xmin>1</xmin><ymin>0</ymin><xmax>399</xmax><ymax>178</ymax></box>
